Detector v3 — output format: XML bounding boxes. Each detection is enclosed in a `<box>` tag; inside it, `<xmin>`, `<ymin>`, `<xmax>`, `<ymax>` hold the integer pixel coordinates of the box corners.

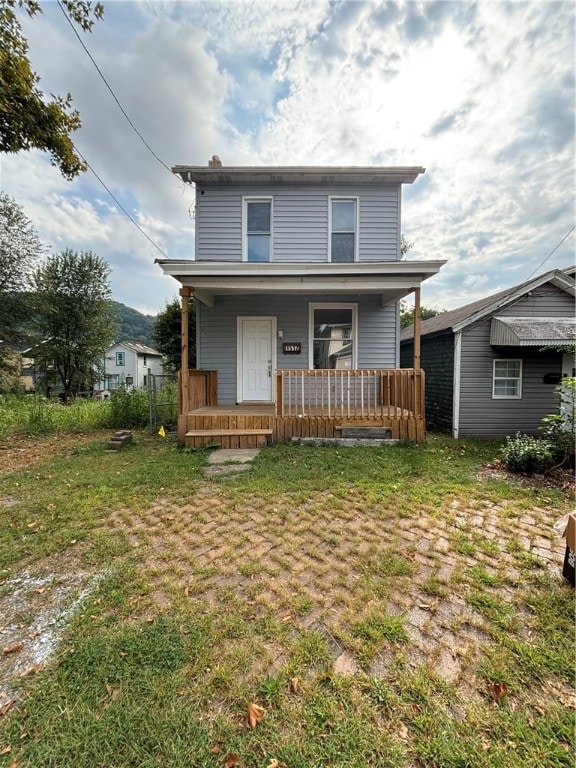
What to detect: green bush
<box><xmin>109</xmin><ymin>387</ymin><xmax>149</xmax><ymax>428</ymax></box>
<box><xmin>500</xmin><ymin>433</ymin><xmax>555</xmax><ymax>474</ymax></box>
<box><xmin>539</xmin><ymin>377</ymin><xmax>575</xmax><ymax>468</ymax></box>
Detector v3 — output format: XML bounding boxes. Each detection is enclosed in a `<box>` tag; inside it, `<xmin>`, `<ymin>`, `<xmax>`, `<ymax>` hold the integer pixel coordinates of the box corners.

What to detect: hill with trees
<box><xmin>113</xmin><ymin>302</ymin><xmax>156</xmax><ymax>346</ymax></box>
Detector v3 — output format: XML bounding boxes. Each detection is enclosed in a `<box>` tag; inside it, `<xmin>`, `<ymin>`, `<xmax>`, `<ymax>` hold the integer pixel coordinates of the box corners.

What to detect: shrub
<box><xmin>500</xmin><ymin>433</ymin><xmax>555</xmax><ymax>474</ymax></box>
<box><xmin>109</xmin><ymin>387</ymin><xmax>149</xmax><ymax>428</ymax></box>
<box><xmin>539</xmin><ymin>377</ymin><xmax>575</xmax><ymax>468</ymax></box>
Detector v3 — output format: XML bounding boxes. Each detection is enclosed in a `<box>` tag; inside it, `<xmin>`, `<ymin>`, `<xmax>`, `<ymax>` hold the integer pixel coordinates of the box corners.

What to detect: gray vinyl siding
<box><xmin>197</xmin><ymin>294</ymin><xmax>397</xmax><ymax>404</ymax></box>
<box><xmin>400</xmin><ymin>333</ymin><xmax>454</xmax><ymax>431</ymax></box>
<box><xmin>458</xmin><ymin>284</ymin><xmax>572</xmax><ymax>437</ymax></box>
<box><xmin>195</xmin><ymin>184</ymin><xmax>400</xmax><ymax>262</ymax></box>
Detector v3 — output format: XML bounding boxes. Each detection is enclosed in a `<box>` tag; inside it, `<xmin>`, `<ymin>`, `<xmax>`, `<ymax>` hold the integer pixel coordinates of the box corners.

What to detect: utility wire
<box><xmin>56</xmin><ymin>0</ymin><xmax>174</xmax><ymax>177</ymax></box>
<box><xmin>74</xmin><ymin>144</ymin><xmax>168</xmax><ymax>259</ymax></box>
<box><xmin>526</xmin><ymin>225</ymin><xmax>575</xmax><ymax>280</ymax></box>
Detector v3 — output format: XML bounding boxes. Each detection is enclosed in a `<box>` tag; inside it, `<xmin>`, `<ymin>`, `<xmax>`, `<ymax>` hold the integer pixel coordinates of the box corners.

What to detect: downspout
<box><xmin>453</xmin><ymin>330</ymin><xmax>462</xmax><ymax>439</ymax></box>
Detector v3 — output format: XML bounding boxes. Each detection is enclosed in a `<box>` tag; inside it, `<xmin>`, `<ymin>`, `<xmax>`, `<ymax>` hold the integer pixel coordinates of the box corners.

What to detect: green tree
<box><xmin>400</xmin><ymin>303</ymin><xmax>445</xmax><ymax>329</ymax></box>
<box><xmin>0</xmin><ymin>0</ymin><xmax>103</xmax><ymax>179</ymax></box>
<box><xmin>33</xmin><ymin>249</ymin><xmax>115</xmax><ymax>401</ymax></box>
<box><xmin>152</xmin><ymin>296</ymin><xmax>196</xmax><ymax>372</ymax></box>
<box><xmin>0</xmin><ymin>192</ymin><xmax>44</xmax><ymax>388</ymax></box>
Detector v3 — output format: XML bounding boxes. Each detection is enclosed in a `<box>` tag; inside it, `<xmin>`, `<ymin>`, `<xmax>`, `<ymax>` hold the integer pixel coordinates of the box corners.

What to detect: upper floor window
<box><xmin>244</xmin><ymin>198</ymin><xmax>272</xmax><ymax>262</ymax></box>
<box><xmin>116</xmin><ymin>351</ymin><xmax>125</xmax><ymax>366</ymax></box>
<box><xmin>330</xmin><ymin>198</ymin><xmax>357</xmax><ymax>262</ymax></box>
<box><xmin>493</xmin><ymin>359</ymin><xmax>522</xmax><ymax>398</ymax></box>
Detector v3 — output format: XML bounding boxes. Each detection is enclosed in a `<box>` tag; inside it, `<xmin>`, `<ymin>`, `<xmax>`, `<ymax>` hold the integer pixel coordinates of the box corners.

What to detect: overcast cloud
<box><xmin>0</xmin><ymin>0</ymin><xmax>574</xmax><ymax>315</ymax></box>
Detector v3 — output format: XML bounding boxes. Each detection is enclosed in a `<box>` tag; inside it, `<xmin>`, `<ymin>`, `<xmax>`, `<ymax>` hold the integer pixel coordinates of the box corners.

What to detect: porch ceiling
<box><xmin>156</xmin><ymin>260</ymin><xmax>447</xmax><ymax>307</ymax></box>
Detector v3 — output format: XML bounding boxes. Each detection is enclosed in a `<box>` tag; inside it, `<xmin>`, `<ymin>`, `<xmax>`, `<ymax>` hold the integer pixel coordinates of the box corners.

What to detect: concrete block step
<box><xmin>338</xmin><ymin>426</ymin><xmax>392</xmax><ymax>439</ymax></box>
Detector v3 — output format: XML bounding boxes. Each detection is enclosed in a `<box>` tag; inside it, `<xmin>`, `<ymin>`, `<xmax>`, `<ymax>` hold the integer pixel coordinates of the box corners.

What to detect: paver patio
<box><xmin>112</xmin><ymin>480</ymin><xmax>566</xmax><ymax>687</ymax></box>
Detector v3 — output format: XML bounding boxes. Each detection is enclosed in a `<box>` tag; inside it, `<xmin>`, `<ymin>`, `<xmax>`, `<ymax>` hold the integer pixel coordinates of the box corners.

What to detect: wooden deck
<box><xmin>184</xmin><ymin>404</ymin><xmax>425</xmax><ymax>448</ymax></box>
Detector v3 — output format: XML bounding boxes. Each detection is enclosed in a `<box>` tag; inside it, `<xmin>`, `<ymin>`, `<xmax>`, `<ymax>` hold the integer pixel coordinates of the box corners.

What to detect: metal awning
<box><xmin>490</xmin><ymin>316</ymin><xmax>576</xmax><ymax>346</ymax></box>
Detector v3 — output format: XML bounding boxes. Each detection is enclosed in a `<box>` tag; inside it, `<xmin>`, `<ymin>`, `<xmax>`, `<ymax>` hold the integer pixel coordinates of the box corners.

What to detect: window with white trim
<box><xmin>116</xmin><ymin>351</ymin><xmax>125</xmax><ymax>366</ymax></box>
<box><xmin>493</xmin><ymin>359</ymin><xmax>522</xmax><ymax>398</ymax></box>
<box><xmin>330</xmin><ymin>198</ymin><xmax>357</xmax><ymax>262</ymax></box>
<box><xmin>243</xmin><ymin>198</ymin><xmax>272</xmax><ymax>262</ymax></box>
<box><xmin>309</xmin><ymin>303</ymin><xmax>357</xmax><ymax>369</ymax></box>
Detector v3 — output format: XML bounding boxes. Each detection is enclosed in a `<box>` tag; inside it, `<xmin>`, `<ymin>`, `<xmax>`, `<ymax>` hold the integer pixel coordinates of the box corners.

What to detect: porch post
<box><xmin>413</xmin><ymin>287</ymin><xmax>421</xmax><ymax>370</ymax></box>
<box><xmin>179</xmin><ymin>286</ymin><xmax>193</xmax><ymax>442</ymax></box>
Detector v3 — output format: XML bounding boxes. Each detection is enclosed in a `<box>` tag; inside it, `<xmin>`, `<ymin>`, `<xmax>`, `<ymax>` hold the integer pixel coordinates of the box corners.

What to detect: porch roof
<box><xmin>172</xmin><ymin>165</ymin><xmax>425</xmax><ymax>185</ymax></box>
<box><xmin>156</xmin><ymin>260</ymin><xmax>446</xmax><ymax>307</ymax></box>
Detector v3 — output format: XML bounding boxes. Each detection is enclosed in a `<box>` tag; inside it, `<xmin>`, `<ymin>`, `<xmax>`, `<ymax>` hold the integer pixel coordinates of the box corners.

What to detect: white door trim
<box><xmin>236</xmin><ymin>316</ymin><xmax>277</xmax><ymax>403</ymax></box>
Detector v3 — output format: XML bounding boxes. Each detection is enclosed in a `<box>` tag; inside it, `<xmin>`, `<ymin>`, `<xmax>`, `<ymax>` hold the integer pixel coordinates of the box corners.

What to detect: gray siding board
<box><xmin>195</xmin><ymin>184</ymin><xmax>400</xmax><ymax>262</ymax></box>
<box><xmin>458</xmin><ymin>285</ymin><xmax>572</xmax><ymax>437</ymax></box>
<box><xmin>198</xmin><ymin>294</ymin><xmax>397</xmax><ymax>404</ymax></box>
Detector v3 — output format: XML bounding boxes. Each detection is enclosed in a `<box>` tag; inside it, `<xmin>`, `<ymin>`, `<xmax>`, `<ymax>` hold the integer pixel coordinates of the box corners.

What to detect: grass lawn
<box><xmin>0</xmin><ymin>432</ymin><xmax>574</xmax><ymax>767</ymax></box>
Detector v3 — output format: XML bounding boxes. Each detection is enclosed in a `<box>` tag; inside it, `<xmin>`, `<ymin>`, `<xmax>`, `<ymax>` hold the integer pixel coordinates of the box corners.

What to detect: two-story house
<box><xmin>95</xmin><ymin>341</ymin><xmax>163</xmax><ymax>395</ymax></box>
<box><xmin>158</xmin><ymin>161</ymin><xmax>445</xmax><ymax>446</ymax></box>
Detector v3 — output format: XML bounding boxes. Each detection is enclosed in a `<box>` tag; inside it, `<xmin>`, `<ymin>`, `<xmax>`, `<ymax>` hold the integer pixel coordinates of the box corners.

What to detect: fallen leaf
<box><xmin>184</xmin><ymin>586</ymin><xmax>189</xmax><ymax>598</ymax></box>
<box><xmin>488</xmin><ymin>682</ymin><xmax>508</xmax><ymax>702</ymax></box>
<box><xmin>0</xmin><ymin>746</ymin><xmax>11</xmax><ymax>755</ymax></box>
<box><xmin>224</xmin><ymin>754</ymin><xmax>240</xmax><ymax>768</ymax></box>
<box><xmin>2</xmin><ymin>644</ymin><xmax>23</xmax><ymax>655</ymax></box>
<box><xmin>290</xmin><ymin>677</ymin><xmax>301</xmax><ymax>694</ymax></box>
<box><xmin>211</xmin><ymin>742</ymin><xmax>221</xmax><ymax>754</ymax></box>
<box><xmin>397</xmin><ymin>723</ymin><xmax>409</xmax><ymax>740</ymax></box>
<box><xmin>105</xmin><ymin>684</ymin><xmax>120</xmax><ymax>701</ymax></box>
<box><xmin>0</xmin><ymin>699</ymin><xmax>14</xmax><ymax>717</ymax></box>
<box><xmin>281</xmin><ymin>612</ymin><xmax>291</xmax><ymax>622</ymax></box>
<box><xmin>402</xmin><ymin>551</ymin><xmax>416</xmax><ymax>561</ymax></box>
<box><xmin>266</xmin><ymin>761</ymin><xmax>279</xmax><ymax>768</ymax></box>
<box><xmin>247</xmin><ymin>702</ymin><xmax>265</xmax><ymax>729</ymax></box>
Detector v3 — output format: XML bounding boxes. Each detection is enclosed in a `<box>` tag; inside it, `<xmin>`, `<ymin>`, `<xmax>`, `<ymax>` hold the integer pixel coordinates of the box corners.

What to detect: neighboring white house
<box><xmin>95</xmin><ymin>342</ymin><xmax>163</xmax><ymax>394</ymax></box>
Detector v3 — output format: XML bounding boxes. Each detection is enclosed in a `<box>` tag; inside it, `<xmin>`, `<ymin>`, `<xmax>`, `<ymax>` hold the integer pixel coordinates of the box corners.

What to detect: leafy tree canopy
<box><xmin>0</xmin><ymin>0</ymin><xmax>103</xmax><ymax>179</ymax></box>
<box><xmin>0</xmin><ymin>192</ymin><xmax>45</xmax><ymax>352</ymax></box>
<box><xmin>33</xmin><ymin>249</ymin><xmax>115</xmax><ymax>400</ymax></box>
<box><xmin>400</xmin><ymin>303</ymin><xmax>445</xmax><ymax>329</ymax></box>
<box><xmin>152</xmin><ymin>296</ymin><xmax>196</xmax><ymax>372</ymax></box>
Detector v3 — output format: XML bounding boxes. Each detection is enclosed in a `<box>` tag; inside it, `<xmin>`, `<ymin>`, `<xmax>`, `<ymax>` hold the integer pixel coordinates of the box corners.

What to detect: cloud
<box><xmin>1</xmin><ymin>0</ymin><xmax>573</xmax><ymax>317</ymax></box>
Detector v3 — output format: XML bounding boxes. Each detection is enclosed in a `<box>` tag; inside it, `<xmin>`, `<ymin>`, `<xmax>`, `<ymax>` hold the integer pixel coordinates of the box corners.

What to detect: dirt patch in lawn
<box><xmin>0</xmin><ymin>432</ymin><xmax>109</xmax><ymax>477</ymax></box>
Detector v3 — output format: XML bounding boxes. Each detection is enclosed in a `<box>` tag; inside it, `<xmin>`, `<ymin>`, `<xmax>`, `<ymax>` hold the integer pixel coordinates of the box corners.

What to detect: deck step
<box><xmin>337</xmin><ymin>426</ymin><xmax>392</xmax><ymax>439</ymax></box>
<box><xmin>186</xmin><ymin>429</ymin><xmax>273</xmax><ymax>437</ymax></box>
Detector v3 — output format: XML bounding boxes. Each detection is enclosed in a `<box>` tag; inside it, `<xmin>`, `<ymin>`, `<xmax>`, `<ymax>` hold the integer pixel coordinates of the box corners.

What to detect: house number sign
<box><xmin>282</xmin><ymin>342</ymin><xmax>301</xmax><ymax>355</ymax></box>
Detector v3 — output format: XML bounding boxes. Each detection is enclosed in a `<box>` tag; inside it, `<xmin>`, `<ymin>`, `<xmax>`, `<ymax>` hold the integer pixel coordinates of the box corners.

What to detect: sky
<box><xmin>1</xmin><ymin>0</ymin><xmax>574</xmax><ymax>316</ymax></box>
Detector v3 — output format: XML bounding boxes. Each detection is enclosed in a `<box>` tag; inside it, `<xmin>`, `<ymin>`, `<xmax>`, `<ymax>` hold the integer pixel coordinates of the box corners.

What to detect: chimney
<box><xmin>208</xmin><ymin>155</ymin><xmax>222</xmax><ymax>168</ymax></box>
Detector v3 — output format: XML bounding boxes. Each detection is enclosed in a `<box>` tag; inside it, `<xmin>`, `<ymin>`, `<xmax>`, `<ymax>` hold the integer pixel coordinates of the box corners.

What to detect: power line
<box><xmin>526</xmin><ymin>225</ymin><xmax>575</xmax><ymax>280</ymax></box>
<box><xmin>74</xmin><ymin>144</ymin><xmax>168</xmax><ymax>259</ymax></box>
<box><xmin>56</xmin><ymin>0</ymin><xmax>175</xmax><ymax>178</ymax></box>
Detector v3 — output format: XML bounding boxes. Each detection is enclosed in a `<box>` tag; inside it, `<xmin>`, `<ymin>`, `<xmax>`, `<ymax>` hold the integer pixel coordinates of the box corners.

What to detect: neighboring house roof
<box><xmin>108</xmin><ymin>341</ymin><xmax>161</xmax><ymax>356</ymax></box>
<box><xmin>401</xmin><ymin>269</ymin><xmax>576</xmax><ymax>341</ymax></box>
<box><xmin>172</xmin><ymin>164</ymin><xmax>425</xmax><ymax>185</ymax></box>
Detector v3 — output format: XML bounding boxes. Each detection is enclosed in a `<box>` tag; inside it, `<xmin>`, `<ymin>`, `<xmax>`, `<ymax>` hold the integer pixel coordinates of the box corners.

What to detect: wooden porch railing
<box><xmin>275</xmin><ymin>369</ymin><xmax>425</xmax><ymax>419</ymax></box>
<box><xmin>179</xmin><ymin>369</ymin><xmax>218</xmax><ymax>412</ymax></box>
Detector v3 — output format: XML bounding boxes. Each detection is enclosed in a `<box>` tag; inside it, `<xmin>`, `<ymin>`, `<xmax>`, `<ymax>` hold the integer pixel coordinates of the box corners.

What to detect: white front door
<box><xmin>238</xmin><ymin>317</ymin><xmax>275</xmax><ymax>402</ymax></box>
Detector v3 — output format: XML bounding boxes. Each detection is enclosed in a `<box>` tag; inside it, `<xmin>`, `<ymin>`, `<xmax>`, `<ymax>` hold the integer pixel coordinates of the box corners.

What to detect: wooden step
<box><xmin>186</xmin><ymin>429</ymin><xmax>273</xmax><ymax>437</ymax></box>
